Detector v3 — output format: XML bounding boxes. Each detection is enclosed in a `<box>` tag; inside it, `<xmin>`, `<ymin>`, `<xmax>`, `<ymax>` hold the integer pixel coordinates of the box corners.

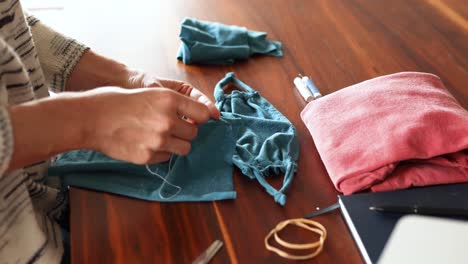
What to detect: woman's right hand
<box><xmin>80</xmin><ymin>86</ymin><xmax>212</xmax><ymax>164</ymax></box>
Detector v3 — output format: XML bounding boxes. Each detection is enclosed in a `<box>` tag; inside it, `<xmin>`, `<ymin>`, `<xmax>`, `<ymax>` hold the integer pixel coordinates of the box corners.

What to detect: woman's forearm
<box><xmin>7</xmin><ymin>93</ymin><xmax>89</xmax><ymax>171</ymax></box>
<box><xmin>66</xmin><ymin>49</ymin><xmax>130</xmax><ymax>91</ymax></box>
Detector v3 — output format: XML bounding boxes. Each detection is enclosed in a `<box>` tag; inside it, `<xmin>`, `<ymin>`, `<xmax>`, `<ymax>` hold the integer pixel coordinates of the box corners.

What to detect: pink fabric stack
<box><xmin>301</xmin><ymin>72</ymin><xmax>468</xmax><ymax>194</ymax></box>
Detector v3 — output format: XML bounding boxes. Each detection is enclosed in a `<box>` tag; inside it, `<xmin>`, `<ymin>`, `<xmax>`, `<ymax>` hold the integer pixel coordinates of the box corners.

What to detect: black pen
<box><xmin>369</xmin><ymin>205</ymin><xmax>468</xmax><ymax>217</ymax></box>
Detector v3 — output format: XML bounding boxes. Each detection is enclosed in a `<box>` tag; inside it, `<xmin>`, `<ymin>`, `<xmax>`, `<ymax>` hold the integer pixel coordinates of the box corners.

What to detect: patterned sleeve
<box><xmin>26</xmin><ymin>14</ymin><xmax>89</xmax><ymax>92</ymax></box>
<box><xmin>0</xmin><ymin>108</ymin><xmax>13</xmax><ymax>175</ymax></box>
<box><xmin>0</xmin><ymin>41</ymin><xmax>15</xmax><ymax>175</ymax></box>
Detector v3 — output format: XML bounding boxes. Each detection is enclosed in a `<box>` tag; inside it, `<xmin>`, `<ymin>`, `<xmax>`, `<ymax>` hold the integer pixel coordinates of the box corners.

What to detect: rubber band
<box><xmin>145</xmin><ymin>155</ymin><xmax>182</xmax><ymax>200</ymax></box>
<box><xmin>264</xmin><ymin>218</ymin><xmax>327</xmax><ymax>260</ymax></box>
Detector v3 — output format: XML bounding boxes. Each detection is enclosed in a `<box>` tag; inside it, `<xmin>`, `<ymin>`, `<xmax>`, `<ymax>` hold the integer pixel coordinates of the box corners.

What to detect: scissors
<box><xmin>191</xmin><ymin>240</ymin><xmax>224</xmax><ymax>264</ymax></box>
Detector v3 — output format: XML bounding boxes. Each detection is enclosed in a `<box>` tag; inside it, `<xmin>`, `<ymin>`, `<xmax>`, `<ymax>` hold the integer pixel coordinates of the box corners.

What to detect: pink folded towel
<box><xmin>301</xmin><ymin>72</ymin><xmax>468</xmax><ymax>194</ymax></box>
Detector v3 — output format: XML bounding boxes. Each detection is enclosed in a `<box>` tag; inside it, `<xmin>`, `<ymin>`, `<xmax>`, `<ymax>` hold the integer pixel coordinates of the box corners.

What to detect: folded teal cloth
<box><xmin>48</xmin><ymin>118</ymin><xmax>239</xmax><ymax>202</ymax></box>
<box><xmin>177</xmin><ymin>17</ymin><xmax>283</xmax><ymax>65</ymax></box>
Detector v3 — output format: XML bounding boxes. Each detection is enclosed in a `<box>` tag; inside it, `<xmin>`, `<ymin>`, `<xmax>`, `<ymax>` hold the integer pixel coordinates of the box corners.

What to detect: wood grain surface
<box><xmin>45</xmin><ymin>0</ymin><xmax>468</xmax><ymax>263</ymax></box>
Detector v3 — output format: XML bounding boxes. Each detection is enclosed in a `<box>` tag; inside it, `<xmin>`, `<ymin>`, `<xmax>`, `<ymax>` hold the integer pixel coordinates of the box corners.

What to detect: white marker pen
<box><xmin>293</xmin><ymin>77</ymin><xmax>314</xmax><ymax>102</ymax></box>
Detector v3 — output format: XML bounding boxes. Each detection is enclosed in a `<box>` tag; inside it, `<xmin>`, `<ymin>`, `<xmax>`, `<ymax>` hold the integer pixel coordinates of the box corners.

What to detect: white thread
<box><xmin>145</xmin><ymin>155</ymin><xmax>182</xmax><ymax>200</ymax></box>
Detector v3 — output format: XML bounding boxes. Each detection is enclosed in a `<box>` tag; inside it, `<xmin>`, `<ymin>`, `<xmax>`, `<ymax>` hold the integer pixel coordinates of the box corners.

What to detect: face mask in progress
<box><xmin>214</xmin><ymin>72</ymin><xmax>300</xmax><ymax>206</ymax></box>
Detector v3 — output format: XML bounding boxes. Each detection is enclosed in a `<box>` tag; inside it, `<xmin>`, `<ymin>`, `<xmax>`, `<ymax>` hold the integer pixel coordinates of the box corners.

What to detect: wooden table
<box><xmin>33</xmin><ymin>0</ymin><xmax>467</xmax><ymax>263</ymax></box>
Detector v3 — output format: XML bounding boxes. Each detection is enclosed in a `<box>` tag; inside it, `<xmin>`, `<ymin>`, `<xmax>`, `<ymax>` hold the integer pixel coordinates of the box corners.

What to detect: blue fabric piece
<box><xmin>48</xmin><ymin>118</ymin><xmax>239</xmax><ymax>202</ymax></box>
<box><xmin>177</xmin><ymin>17</ymin><xmax>282</xmax><ymax>65</ymax></box>
<box><xmin>214</xmin><ymin>73</ymin><xmax>300</xmax><ymax>206</ymax></box>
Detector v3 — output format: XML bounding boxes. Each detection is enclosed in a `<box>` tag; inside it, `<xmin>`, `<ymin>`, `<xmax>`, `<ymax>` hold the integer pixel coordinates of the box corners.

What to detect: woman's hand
<box><xmin>81</xmin><ymin>87</ymin><xmax>212</xmax><ymax>164</ymax></box>
<box><xmin>66</xmin><ymin>50</ymin><xmax>220</xmax><ymax>119</ymax></box>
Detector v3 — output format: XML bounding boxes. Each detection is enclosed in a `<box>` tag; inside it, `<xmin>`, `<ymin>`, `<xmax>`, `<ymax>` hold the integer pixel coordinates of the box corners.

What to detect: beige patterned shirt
<box><xmin>0</xmin><ymin>1</ymin><xmax>87</xmax><ymax>262</ymax></box>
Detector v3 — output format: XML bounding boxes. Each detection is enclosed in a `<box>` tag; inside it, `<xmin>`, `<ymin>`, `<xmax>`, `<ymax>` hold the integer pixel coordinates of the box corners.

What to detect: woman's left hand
<box><xmin>122</xmin><ymin>70</ymin><xmax>220</xmax><ymax>119</ymax></box>
<box><xmin>67</xmin><ymin>50</ymin><xmax>220</xmax><ymax>119</ymax></box>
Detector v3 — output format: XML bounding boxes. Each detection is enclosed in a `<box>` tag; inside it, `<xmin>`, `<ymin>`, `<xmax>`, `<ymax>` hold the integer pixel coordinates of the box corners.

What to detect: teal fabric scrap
<box><xmin>177</xmin><ymin>17</ymin><xmax>283</xmax><ymax>65</ymax></box>
<box><xmin>48</xmin><ymin>118</ymin><xmax>239</xmax><ymax>202</ymax></box>
<box><xmin>214</xmin><ymin>72</ymin><xmax>300</xmax><ymax>206</ymax></box>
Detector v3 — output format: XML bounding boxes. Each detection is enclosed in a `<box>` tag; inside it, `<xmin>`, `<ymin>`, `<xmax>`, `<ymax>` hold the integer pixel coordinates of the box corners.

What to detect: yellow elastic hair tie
<box><xmin>264</xmin><ymin>218</ymin><xmax>327</xmax><ymax>260</ymax></box>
